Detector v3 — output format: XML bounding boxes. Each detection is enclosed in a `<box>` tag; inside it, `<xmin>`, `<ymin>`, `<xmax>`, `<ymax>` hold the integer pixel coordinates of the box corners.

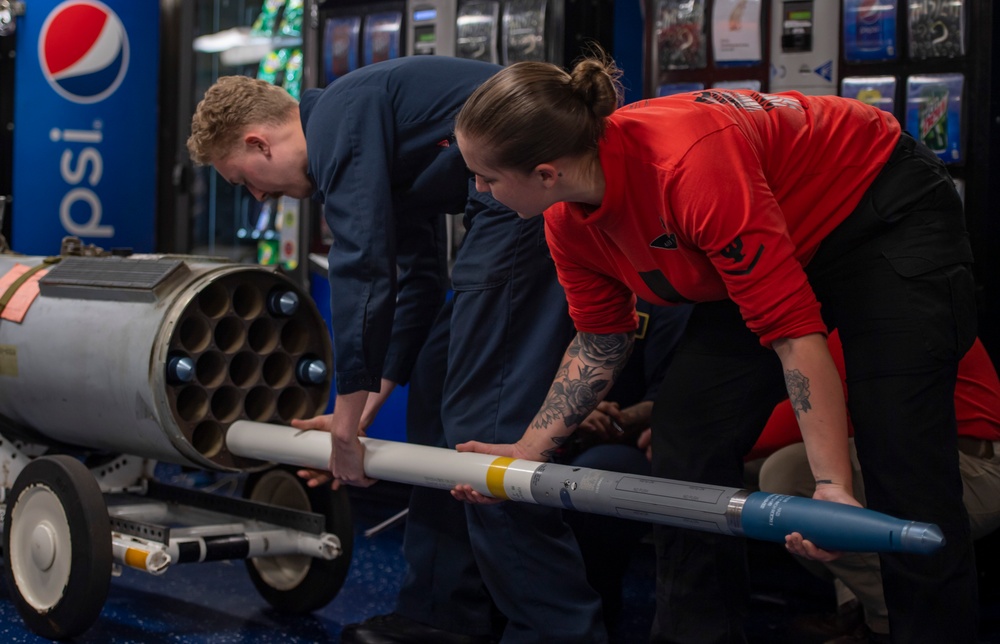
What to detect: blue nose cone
<box><xmin>268</xmin><ymin>290</ymin><xmax>300</xmax><ymax>316</ymax></box>
<box><xmin>167</xmin><ymin>356</ymin><xmax>196</xmax><ymax>384</ymax></box>
<box><xmin>296</xmin><ymin>358</ymin><xmax>328</xmax><ymax>385</ymax></box>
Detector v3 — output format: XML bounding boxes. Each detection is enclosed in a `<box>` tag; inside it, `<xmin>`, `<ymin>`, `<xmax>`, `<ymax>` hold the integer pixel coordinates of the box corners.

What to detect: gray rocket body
<box><xmin>0</xmin><ymin>255</ymin><xmax>332</xmax><ymax>471</ymax></box>
<box><xmin>528</xmin><ymin>463</ymin><xmax>745</xmax><ymax>535</ymax></box>
<box><xmin>527</xmin><ymin>463</ymin><xmax>943</xmax><ymax>554</ymax></box>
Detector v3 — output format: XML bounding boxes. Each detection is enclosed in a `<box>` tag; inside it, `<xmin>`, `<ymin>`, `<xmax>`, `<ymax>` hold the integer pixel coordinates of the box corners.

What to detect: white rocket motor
<box><xmin>226</xmin><ymin>421</ymin><xmax>946</xmax><ymax>555</ymax></box>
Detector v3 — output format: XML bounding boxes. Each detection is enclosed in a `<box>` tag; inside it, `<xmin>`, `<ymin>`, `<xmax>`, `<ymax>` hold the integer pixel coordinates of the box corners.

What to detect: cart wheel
<box><xmin>3</xmin><ymin>455</ymin><xmax>112</xmax><ymax>640</ymax></box>
<box><xmin>242</xmin><ymin>465</ymin><xmax>354</xmax><ymax>613</ymax></box>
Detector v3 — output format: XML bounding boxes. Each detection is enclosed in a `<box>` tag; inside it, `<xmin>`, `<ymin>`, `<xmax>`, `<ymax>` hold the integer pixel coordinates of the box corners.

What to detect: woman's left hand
<box><xmin>450</xmin><ymin>440</ymin><xmax>541</xmax><ymax>504</ymax></box>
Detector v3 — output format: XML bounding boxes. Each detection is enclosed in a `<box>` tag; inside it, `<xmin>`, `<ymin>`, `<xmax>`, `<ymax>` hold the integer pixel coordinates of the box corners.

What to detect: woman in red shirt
<box><xmin>452</xmin><ymin>54</ymin><xmax>977</xmax><ymax>643</ymax></box>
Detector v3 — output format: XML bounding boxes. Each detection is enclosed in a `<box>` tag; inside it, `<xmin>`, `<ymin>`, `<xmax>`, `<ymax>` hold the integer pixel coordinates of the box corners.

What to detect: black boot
<box><xmin>340</xmin><ymin>613</ymin><xmax>497</xmax><ymax>644</ymax></box>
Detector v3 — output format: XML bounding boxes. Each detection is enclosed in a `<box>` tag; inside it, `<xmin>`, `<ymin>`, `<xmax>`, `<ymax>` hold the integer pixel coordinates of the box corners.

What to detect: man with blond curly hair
<box><xmin>189</xmin><ymin>56</ymin><xmax>606</xmax><ymax>643</ymax></box>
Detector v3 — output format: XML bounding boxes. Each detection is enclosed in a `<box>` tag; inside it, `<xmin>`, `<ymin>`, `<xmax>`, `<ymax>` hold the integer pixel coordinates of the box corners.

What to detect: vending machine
<box><xmin>769</xmin><ymin>0</ymin><xmax>838</xmax><ymax>94</ymax></box>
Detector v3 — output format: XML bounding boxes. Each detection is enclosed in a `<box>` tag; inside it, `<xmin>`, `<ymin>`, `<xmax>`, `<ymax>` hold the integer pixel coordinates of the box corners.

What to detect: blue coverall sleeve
<box><xmin>381</xmin><ymin>213</ymin><xmax>450</xmax><ymax>385</ymax></box>
<box><xmin>316</xmin><ymin>86</ymin><xmax>399</xmax><ymax>395</ymax></box>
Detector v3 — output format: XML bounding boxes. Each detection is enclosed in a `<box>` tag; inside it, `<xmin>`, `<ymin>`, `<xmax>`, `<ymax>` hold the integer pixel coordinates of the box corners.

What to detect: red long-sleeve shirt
<box><xmin>544</xmin><ymin>90</ymin><xmax>900</xmax><ymax>347</ymax></box>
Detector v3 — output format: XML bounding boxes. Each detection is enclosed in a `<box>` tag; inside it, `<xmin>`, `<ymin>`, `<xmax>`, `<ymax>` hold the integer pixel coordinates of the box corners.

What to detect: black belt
<box><xmin>956</xmin><ymin>437</ymin><xmax>998</xmax><ymax>459</ymax></box>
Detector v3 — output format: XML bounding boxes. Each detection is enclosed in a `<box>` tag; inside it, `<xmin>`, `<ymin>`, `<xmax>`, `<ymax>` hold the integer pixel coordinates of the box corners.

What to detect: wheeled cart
<box><xmin>0</xmin><ymin>245</ymin><xmax>351</xmax><ymax>639</ymax></box>
<box><xmin>1</xmin><ymin>451</ymin><xmax>353</xmax><ymax>640</ymax></box>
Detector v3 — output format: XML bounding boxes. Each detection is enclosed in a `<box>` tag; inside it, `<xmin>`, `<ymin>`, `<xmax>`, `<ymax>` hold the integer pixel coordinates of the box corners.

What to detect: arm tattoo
<box><xmin>532</xmin><ymin>332</ymin><xmax>633</xmax><ymax>455</ymax></box>
<box><xmin>539</xmin><ymin>436</ymin><xmax>571</xmax><ymax>462</ymax></box>
<box><xmin>784</xmin><ymin>368</ymin><xmax>812</xmax><ymax>419</ymax></box>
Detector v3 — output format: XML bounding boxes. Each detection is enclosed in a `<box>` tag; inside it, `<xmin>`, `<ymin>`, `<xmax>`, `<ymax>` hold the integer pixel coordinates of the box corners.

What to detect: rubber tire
<box><xmin>3</xmin><ymin>455</ymin><xmax>112</xmax><ymax>640</ymax></box>
<box><xmin>242</xmin><ymin>465</ymin><xmax>354</xmax><ymax>613</ymax></box>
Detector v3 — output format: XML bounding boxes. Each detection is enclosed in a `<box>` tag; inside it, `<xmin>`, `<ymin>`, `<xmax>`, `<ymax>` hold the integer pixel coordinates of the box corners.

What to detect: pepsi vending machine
<box><xmin>9</xmin><ymin>0</ymin><xmax>159</xmax><ymax>255</ymax></box>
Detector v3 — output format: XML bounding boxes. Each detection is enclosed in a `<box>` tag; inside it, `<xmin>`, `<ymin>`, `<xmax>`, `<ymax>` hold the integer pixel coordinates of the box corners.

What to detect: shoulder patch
<box><xmin>650</xmin><ymin>233</ymin><xmax>678</xmax><ymax>250</ymax></box>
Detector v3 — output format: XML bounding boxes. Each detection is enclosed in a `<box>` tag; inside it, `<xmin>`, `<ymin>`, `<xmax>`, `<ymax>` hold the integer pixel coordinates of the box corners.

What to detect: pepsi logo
<box><xmin>38</xmin><ymin>0</ymin><xmax>130</xmax><ymax>104</ymax></box>
<box><xmin>857</xmin><ymin>0</ymin><xmax>880</xmax><ymax>23</ymax></box>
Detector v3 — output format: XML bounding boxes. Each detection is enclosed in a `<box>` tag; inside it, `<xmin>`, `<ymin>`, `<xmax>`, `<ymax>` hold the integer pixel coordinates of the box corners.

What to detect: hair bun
<box><xmin>569</xmin><ymin>58</ymin><xmax>621</xmax><ymax>119</ymax></box>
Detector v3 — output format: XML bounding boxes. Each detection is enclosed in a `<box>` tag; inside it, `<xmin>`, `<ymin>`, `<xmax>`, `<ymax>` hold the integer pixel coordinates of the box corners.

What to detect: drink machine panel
<box><xmin>323</xmin><ymin>15</ymin><xmax>363</xmax><ymax>84</ymax></box>
<box><xmin>456</xmin><ymin>0</ymin><xmax>501</xmax><ymax>63</ymax></box>
<box><xmin>363</xmin><ymin>11</ymin><xmax>404</xmax><ymax>65</ymax></box>
<box><xmin>502</xmin><ymin>0</ymin><xmax>562</xmax><ymax>64</ymax></box>
<box><xmin>406</xmin><ymin>0</ymin><xmax>458</xmax><ymax>56</ymax></box>
<box><xmin>499</xmin><ymin>0</ymin><xmax>613</xmax><ymax>68</ymax></box>
<box><xmin>769</xmin><ymin>0</ymin><xmax>838</xmax><ymax>94</ymax></box>
<box><xmin>318</xmin><ymin>2</ymin><xmax>406</xmax><ymax>87</ymax></box>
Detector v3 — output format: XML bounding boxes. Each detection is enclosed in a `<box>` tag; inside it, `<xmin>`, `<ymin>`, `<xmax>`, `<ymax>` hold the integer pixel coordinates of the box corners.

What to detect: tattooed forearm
<box><xmin>532</xmin><ymin>332</ymin><xmax>634</xmax><ymax>437</ymax></box>
<box><xmin>568</xmin><ymin>332</ymin><xmax>634</xmax><ymax>371</ymax></box>
<box><xmin>784</xmin><ymin>368</ymin><xmax>812</xmax><ymax>419</ymax></box>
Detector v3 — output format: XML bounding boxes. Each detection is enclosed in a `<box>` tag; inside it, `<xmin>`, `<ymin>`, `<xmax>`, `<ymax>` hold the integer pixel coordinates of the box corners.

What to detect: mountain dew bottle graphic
<box><xmin>919</xmin><ymin>84</ymin><xmax>949</xmax><ymax>154</ymax></box>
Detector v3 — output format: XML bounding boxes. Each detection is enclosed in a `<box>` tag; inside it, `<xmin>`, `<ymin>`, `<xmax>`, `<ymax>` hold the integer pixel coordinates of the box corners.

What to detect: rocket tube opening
<box><xmin>245</xmin><ymin>386</ymin><xmax>278</xmax><ymax>421</ymax></box>
<box><xmin>277</xmin><ymin>387</ymin><xmax>310</xmax><ymax>421</ymax></box>
<box><xmin>211</xmin><ymin>386</ymin><xmax>243</xmax><ymax>423</ymax></box>
<box><xmin>248</xmin><ymin>318</ymin><xmax>278</xmax><ymax>353</ymax></box>
<box><xmin>229</xmin><ymin>351</ymin><xmax>261</xmax><ymax>387</ymax></box>
<box><xmin>192</xmin><ymin>421</ymin><xmax>225</xmax><ymax>458</ymax></box>
<box><xmin>197</xmin><ymin>282</ymin><xmax>230</xmax><ymax>318</ymax></box>
<box><xmin>179</xmin><ymin>316</ymin><xmax>212</xmax><ymax>353</ymax></box>
<box><xmin>214</xmin><ymin>316</ymin><xmax>247</xmax><ymax>354</ymax></box>
<box><xmin>280</xmin><ymin>319</ymin><xmax>308</xmax><ymax>354</ymax></box>
<box><xmin>196</xmin><ymin>351</ymin><xmax>227</xmax><ymax>388</ymax></box>
<box><xmin>262</xmin><ymin>354</ymin><xmax>293</xmax><ymax>388</ymax></box>
<box><xmin>175</xmin><ymin>387</ymin><xmax>209</xmax><ymax>423</ymax></box>
<box><xmin>232</xmin><ymin>283</ymin><xmax>265</xmax><ymax>319</ymax></box>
